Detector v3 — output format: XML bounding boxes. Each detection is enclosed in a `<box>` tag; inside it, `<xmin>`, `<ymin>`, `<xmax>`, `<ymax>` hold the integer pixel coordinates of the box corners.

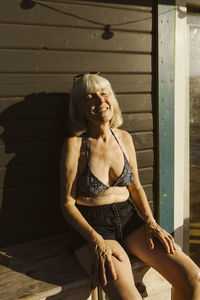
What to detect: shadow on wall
<box><xmin>0</xmin><ymin>92</ymin><xmax>70</xmax><ymax>247</ymax></box>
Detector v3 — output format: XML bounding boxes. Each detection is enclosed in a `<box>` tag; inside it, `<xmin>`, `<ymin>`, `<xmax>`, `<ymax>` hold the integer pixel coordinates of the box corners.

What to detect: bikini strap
<box><xmin>85</xmin><ymin>135</ymin><xmax>90</xmax><ymax>162</ymax></box>
<box><xmin>85</xmin><ymin>130</ymin><xmax>124</xmax><ymax>162</ymax></box>
<box><xmin>110</xmin><ymin>129</ymin><xmax>124</xmax><ymax>153</ymax></box>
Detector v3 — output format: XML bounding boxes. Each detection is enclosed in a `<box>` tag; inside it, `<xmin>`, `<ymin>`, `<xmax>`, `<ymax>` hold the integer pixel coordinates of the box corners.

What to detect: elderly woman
<box><xmin>60</xmin><ymin>73</ymin><xmax>200</xmax><ymax>300</ymax></box>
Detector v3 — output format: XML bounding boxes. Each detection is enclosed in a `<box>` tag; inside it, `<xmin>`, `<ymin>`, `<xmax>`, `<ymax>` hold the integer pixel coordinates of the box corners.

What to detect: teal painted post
<box><xmin>157</xmin><ymin>0</ymin><xmax>175</xmax><ymax>234</ymax></box>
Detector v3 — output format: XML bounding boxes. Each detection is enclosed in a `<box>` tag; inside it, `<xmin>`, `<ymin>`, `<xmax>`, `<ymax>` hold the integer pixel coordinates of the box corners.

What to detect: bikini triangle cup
<box><xmin>76</xmin><ymin>130</ymin><xmax>134</xmax><ymax>197</ymax></box>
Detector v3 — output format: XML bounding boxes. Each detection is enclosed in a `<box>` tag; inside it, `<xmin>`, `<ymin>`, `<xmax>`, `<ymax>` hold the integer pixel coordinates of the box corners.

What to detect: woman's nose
<box><xmin>95</xmin><ymin>92</ymin><xmax>104</xmax><ymax>103</ymax></box>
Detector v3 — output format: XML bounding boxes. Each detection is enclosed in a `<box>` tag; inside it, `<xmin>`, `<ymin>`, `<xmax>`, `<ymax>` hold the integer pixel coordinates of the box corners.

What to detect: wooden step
<box><xmin>0</xmin><ymin>234</ymin><xmax>172</xmax><ymax>300</ymax></box>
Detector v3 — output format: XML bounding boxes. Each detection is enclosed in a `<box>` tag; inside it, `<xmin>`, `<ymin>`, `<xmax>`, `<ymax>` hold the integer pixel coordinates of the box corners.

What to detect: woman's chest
<box><xmin>89</xmin><ymin>143</ymin><xmax>125</xmax><ymax>186</ymax></box>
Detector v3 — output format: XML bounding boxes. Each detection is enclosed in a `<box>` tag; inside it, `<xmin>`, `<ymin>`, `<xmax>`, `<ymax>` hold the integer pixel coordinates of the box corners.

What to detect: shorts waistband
<box><xmin>76</xmin><ymin>200</ymin><xmax>130</xmax><ymax>211</ymax></box>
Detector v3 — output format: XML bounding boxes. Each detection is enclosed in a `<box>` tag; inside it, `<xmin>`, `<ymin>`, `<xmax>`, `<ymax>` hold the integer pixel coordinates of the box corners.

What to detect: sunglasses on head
<box><xmin>73</xmin><ymin>72</ymin><xmax>101</xmax><ymax>85</ymax></box>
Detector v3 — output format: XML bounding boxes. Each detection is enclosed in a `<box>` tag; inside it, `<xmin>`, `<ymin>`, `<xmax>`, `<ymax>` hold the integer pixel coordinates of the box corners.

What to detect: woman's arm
<box><xmin>60</xmin><ymin>137</ymin><xmax>100</xmax><ymax>243</ymax></box>
<box><xmin>60</xmin><ymin>137</ymin><xmax>122</xmax><ymax>285</ymax></box>
<box><xmin>123</xmin><ymin>131</ymin><xmax>176</xmax><ymax>254</ymax></box>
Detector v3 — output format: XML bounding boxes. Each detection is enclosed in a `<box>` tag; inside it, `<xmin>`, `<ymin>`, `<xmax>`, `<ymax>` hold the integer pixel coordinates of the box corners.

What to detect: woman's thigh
<box><xmin>124</xmin><ymin>225</ymin><xmax>200</xmax><ymax>289</ymax></box>
<box><xmin>75</xmin><ymin>240</ymin><xmax>142</xmax><ymax>300</ymax></box>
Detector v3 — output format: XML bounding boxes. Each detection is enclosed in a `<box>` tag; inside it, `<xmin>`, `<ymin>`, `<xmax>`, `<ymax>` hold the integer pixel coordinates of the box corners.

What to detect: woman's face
<box><xmin>81</xmin><ymin>88</ymin><xmax>114</xmax><ymax>125</ymax></box>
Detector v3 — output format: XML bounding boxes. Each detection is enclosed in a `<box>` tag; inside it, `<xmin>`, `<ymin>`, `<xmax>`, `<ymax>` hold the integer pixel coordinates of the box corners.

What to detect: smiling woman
<box><xmin>69</xmin><ymin>73</ymin><xmax>122</xmax><ymax>136</ymax></box>
<box><xmin>81</xmin><ymin>89</ymin><xmax>113</xmax><ymax>125</ymax></box>
<box><xmin>60</xmin><ymin>74</ymin><xmax>200</xmax><ymax>300</ymax></box>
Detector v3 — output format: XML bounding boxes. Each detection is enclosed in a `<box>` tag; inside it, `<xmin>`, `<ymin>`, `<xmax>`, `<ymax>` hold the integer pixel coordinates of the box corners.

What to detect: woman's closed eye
<box><xmin>101</xmin><ymin>93</ymin><xmax>108</xmax><ymax>97</ymax></box>
<box><xmin>83</xmin><ymin>91</ymin><xmax>110</xmax><ymax>100</ymax></box>
<box><xmin>85</xmin><ymin>94</ymin><xmax>94</xmax><ymax>100</ymax></box>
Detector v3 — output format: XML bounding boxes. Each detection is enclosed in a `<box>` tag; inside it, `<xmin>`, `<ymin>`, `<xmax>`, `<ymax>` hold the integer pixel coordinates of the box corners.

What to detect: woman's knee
<box><xmin>176</xmin><ymin>267</ymin><xmax>200</xmax><ymax>297</ymax></box>
<box><xmin>186</xmin><ymin>269</ymin><xmax>200</xmax><ymax>295</ymax></box>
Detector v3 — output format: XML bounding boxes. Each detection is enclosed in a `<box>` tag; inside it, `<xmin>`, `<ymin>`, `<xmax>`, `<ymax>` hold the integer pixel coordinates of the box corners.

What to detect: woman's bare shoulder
<box><xmin>112</xmin><ymin>128</ymin><xmax>132</xmax><ymax>144</ymax></box>
<box><xmin>61</xmin><ymin>135</ymin><xmax>84</xmax><ymax>156</ymax></box>
<box><xmin>63</xmin><ymin>135</ymin><xmax>82</xmax><ymax>146</ymax></box>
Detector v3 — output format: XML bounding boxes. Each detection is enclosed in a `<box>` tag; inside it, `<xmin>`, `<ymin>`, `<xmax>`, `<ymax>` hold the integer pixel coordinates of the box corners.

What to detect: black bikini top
<box><xmin>76</xmin><ymin>130</ymin><xmax>134</xmax><ymax>197</ymax></box>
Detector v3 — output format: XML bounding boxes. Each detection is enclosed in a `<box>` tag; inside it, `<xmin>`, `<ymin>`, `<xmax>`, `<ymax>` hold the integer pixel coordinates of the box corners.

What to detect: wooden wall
<box><xmin>0</xmin><ymin>0</ymin><xmax>155</xmax><ymax>246</ymax></box>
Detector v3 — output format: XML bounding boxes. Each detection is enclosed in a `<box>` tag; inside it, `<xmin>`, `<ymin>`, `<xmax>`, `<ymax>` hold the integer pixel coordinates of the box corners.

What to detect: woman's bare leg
<box><xmin>75</xmin><ymin>240</ymin><xmax>142</xmax><ymax>300</ymax></box>
<box><xmin>124</xmin><ymin>225</ymin><xmax>200</xmax><ymax>300</ymax></box>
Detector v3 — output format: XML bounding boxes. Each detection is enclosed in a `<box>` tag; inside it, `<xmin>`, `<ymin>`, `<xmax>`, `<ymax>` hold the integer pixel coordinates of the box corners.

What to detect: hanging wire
<box><xmin>20</xmin><ymin>0</ymin><xmax>175</xmax><ymax>40</ymax></box>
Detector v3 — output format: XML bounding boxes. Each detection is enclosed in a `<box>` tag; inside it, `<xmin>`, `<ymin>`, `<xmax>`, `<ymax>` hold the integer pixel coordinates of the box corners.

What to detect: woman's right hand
<box><xmin>90</xmin><ymin>236</ymin><xmax>123</xmax><ymax>286</ymax></box>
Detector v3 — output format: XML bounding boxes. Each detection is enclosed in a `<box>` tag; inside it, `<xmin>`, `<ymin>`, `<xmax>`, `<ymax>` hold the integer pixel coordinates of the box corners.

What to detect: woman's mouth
<box><xmin>96</xmin><ymin>107</ymin><xmax>109</xmax><ymax>113</ymax></box>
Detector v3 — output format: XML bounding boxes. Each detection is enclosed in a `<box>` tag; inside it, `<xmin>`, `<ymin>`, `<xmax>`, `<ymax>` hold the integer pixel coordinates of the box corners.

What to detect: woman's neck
<box><xmin>87</xmin><ymin>122</ymin><xmax>112</xmax><ymax>142</ymax></box>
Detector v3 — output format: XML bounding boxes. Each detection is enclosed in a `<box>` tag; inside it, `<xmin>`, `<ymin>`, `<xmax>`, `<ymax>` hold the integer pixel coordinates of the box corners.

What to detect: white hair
<box><xmin>69</xmin><ymin>74</ymin><xmax>123</xmax><ymax>135</ymax></box>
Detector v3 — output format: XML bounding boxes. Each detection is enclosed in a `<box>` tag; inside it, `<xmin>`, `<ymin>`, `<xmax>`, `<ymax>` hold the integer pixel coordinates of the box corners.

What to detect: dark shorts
<box><xmin>66</xmin><ymin>200</ymin><xmax>145</xmax><ymax>250</ymax></box>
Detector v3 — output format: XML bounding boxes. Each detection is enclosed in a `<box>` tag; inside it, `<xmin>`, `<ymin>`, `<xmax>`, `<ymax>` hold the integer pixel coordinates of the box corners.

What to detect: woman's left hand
<box><xmin>144</xmin><ymin>220</ymin><xmax>176</xmax><ymax>254</ymax></box>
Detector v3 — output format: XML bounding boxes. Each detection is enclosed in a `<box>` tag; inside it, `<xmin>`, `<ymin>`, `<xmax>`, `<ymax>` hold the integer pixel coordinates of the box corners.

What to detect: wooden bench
<box><xmin>0</xmin><ymin>234</ymin><xmax>171</xmax><ymax>300</ymax></box>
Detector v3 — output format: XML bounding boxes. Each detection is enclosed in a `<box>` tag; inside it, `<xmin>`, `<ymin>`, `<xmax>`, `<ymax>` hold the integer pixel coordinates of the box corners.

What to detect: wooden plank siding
<box><xmin>0</xmin><ymin>0</ymin><xmax>155</xmax><ymax>246</ymax></box>
<box><xmin>0</xmin><ymin>74</ymin><xmax>152</xmax><ymax>96</ymax></box>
